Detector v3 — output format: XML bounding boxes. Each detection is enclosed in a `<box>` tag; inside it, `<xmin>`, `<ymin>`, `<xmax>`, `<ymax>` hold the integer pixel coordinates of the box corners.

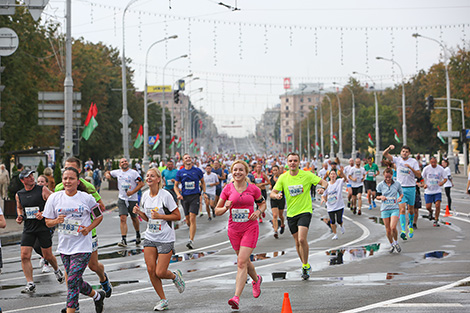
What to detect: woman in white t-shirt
<box><xmin>441</xmin><ymin>159</ymin><xmax>454</xmax><ymax>210</ymax></box>
<box><xmin>321</xmin><ymin>170</ymin><xmax>346</xmax><ymax>240</ymax></box>
<box><xmin>43</xmin><ymin>167</ymin><xmax>105</xmax><ymax>313</ymax></box>
<box><xmin>132</xmin><ymin>168</ymin><xmax>184</xmax><ymax>311</ymax></box>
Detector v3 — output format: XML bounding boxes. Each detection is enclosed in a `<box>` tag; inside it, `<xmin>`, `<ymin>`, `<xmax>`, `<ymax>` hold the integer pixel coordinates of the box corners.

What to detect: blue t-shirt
<box><xmin>175</xmin><ymin>166</ymin><xmax>204</xmax><ymax>196</ymax></box>
<box><xmin>212</xmin><ymin>168</ymin><xmax>223</xmax><ymax>190</ymax></box>
<box><xmin>162</xmin><ymin>168</ymin><xmax>178</xmax><ymax>191</ymax></box>
<box><xmin>376</xmin><ymin>180</ymin><xmax>403</xmax><ymax>211</ymax></box>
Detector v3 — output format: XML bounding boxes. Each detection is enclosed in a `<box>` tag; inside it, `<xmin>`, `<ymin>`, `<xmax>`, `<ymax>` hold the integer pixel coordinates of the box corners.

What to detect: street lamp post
<box><xmin>171</xmin><ymin>73</ymin><xmax>193</xmax><ymax>157</ymax></box>
<box><xmin>413</xmin><ymin>33</ymin><xmax>453</xmax><ymax>161</ymax></box>
<box><xmin>352</xmin><ymin>72</ymin><xmax>379</xmax><ymax>162</ymax></box>
<box><xmin>332</xmin><ymin>84</ymin><xmax>343</xmax><ymax>159</ymax></box>
<box><xmin>184</xmin><ymin>77</ymin><xmax>200</xmax><ymax>153</ymax></box>
<box><xmin>376</xmin><ymin>56</ymin><xmax>406</xmax><ymax>146</ymax></box>
<box><xmin>143</xmin><ymin>35</ymin><xmax>178</xmax><ymax>173</ymax></box>
<box><xmin>162</xmin><ymin>54</ymin><xmax>188</xmax><ymax>160</ymax></box>
<box><xmin>320</xmin><ymin>102</ymin><xmax>324</xmax><ymax>158</ymax></box>
<box><xmin>314</xmin><ymin>105</ymin><xmax>318</xmax><ymax>159</ymax></box>
<box><xmin>324</xmin><ymin>94</ymin><xmax>334</xmax><ymax>157</ymax></box>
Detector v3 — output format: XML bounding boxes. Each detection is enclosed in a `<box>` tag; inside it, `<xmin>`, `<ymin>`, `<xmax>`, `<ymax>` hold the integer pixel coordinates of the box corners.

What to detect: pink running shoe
<box><xmin>252</xmin><ymin>275</ymin><xmax>262</xmax><ymax>298</ymax></box>
<box><xmin>228</xmin><ymin>296</ymin><xmax>239</xmax><ymax>310</ymax></box>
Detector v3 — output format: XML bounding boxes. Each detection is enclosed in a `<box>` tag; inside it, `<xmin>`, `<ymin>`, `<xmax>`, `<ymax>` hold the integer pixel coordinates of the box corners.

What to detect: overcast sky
<box><xmin>42</xmin><ymin>0</ymin><xmax>470</xmax><ymax>137</ymax></box>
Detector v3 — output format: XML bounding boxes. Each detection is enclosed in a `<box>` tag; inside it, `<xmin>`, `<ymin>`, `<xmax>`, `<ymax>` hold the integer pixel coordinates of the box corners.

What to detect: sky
<box><xmin>41</xmin><ymin>0</ymin><xmax>470</xmax><ymax>137</ymax></box>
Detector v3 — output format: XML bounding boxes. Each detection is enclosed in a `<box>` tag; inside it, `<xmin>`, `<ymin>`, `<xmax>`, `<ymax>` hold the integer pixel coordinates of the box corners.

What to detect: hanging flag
<box><xmin>82</xmin><ymin>102</ymin><xmax>98</xmax><ymax>140</ymax></box>
<box><xmin>310</xmin><ymin>144</ymin><xmax>314</xmax><ymax>151</ymax></box>
<box><xmin>133</xmin><ymin>125</ymin><xmax>143</xmax><ymax>149</ymax></box>
<box><xmin>152</xmin><ymin>134</ymin><xmax>161</xmax><ymax>150</ymax></box>
<box><xmin>189</xmin><ymin>139</ymin><xmax>194</xmax><ymax>148</ymax></box>
<box><xmin>333</xmin><ymin>135</ymin><xmax>338</xmax><ymax>145</ymax></box>
<box><xmin>393</xmin><ymin>129</ymin><xmax>401</xmax><ymax>143</ymax></box>
<box><xmin>176</xmin><ymin>137</ymin><xmax>182</xmax><ymax>148</ymax></box>
<box><xmin>193</xmin><ymin>142</ymin><xmax>197</xmax><ymax>154</ymax></box>
<box><xmin>168</xmin><ymin>136</ymin><xmax>175</xmax><ymax>149</ymax></box>
<box><xmin>368</xmin><ymin>133</ymin><xmax>374</xmax><ymax>146</ymax></box>
<box><xmin>316</xmin><ymin>142</ymin><xmax>320</xmax><ymax>151</ymax></box>
<box><xmin>437</xmin><ymin>126</ymin><xmax>446</xmax><ymax>144</ymax></box>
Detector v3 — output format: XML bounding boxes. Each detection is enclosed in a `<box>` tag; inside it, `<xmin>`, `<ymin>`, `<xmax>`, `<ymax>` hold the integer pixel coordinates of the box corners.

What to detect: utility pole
<box><xmin>63</xmin><ymin>0</ymin><xmax>73</xmax><ymax>160</ymax></box>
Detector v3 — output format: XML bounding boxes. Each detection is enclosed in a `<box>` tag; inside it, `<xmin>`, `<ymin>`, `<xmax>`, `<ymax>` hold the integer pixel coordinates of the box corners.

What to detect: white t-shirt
<box><xmin>141</xmin><ymin>189</ymin><xmax>178</xmax><ymax>243</ymax></box>
<box><xmin>0</xmin><ymin>207</ymin><xmax>3</xmax><ymax>248</ymax></box>
<box><xmin>318</xmin><ymin>168</ymin><xmax>328</xmax><ymax>179</ymax></box>
<box><xmin>324</xmin><ymin>178</ymin><xmax>345</xmax><ymax>212</ymax></box>
<box><xmin>422</xmin><ymin>165</ymin><xmax>446</xmax><ymax>195</ymax></box>
<box><xmin>344</xmin><ymin>165</ymin><xmax>353</xmax><ymax>183</ymax></box>
<box><xmin>204</xmin><ymin>172</ymin><xmax>219</xmax><ymax>195</ymax></box>
<box><xmin>393</xmin><ymin>156</ymin><xmax>420</xmax><ymax>187</ymax></box>
<box><xmin>443</xmin><ymin>167</ymin><xmax>452</xmax><ymax>188</ymax></box>
<box><xmin>348</xmin><ymin>166</ymin><xmax>365</xmax><ymax>188</ymax></box>
<box><xmin>110</xmin><ymin>169</ymin><xmax>142</xmax><ymax>201</ymax></box>
<box><xmin>43</xmin><ymin>190</ymin><xmax>98</xmax><ymax>255</ymax></box>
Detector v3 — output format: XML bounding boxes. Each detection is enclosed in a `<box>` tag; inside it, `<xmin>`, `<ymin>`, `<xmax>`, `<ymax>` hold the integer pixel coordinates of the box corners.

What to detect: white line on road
<box><xmin>384</xmin><ymin>303</ymin><xmax>463</xmax><ymax>307</ymax></box>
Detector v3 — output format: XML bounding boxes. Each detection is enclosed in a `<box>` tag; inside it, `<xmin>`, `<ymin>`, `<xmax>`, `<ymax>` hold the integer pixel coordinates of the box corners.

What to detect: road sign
<box><xmin>283</xmin><ymin>77</ymin><xmax>291</xmax><ymax>90</ymax></box>
<box><xmin>38</xmin><ymin>91</ymin><xmax>81</xmax><ymax>101</ymax></box>
<box><xmin>119</xmin><ymin>116</ymin><xmax>133</xmax><ymax>125</ymax></box>
<box><xmin>147</xmin><ymin>85</ymin><xmax>172</xmax><ymax>93</ymax></box>
<box><xmin>0</xmin><ymin>0</ymin><xmax>15</xmax><ymax>15</ymax></box>
<box><xmin>438</xmin><ymin>131</ymin><xmax>460</xmax><ymax>138</ymax></box>
<box><xmin>148</xmin><ymin>136</ymin><xmax>157</xmax><ymax>145</ymax></box>
<box><xmin>466</xmin><ymin>129</ymin><xmax>470</xmax><ymax>139</ymax></box>
<box><xmin>0</xmin><ymin>27</ymin><xmax>19</xmax><ymax>56</ymax></box>
<box><xmin>25</xmin><ymin>0</ymin><xmax>49</xmax><ymax>21</ymax></box>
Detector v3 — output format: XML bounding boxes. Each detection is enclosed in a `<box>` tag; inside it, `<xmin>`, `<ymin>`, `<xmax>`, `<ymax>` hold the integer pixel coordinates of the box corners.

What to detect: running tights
<box><xmin>61</xmin><ymin>253</ymin><xmax>92</xmax><ymax>309</ymax></box>
<box><xmin>444</xmin><ymin>187</ymin><xmax>451</xmax><ymax>210</ymax></box>
<box><xmin>328</xmin><ymin>208</ymin><xmax>344</xmax><ymax>225</ymax></box>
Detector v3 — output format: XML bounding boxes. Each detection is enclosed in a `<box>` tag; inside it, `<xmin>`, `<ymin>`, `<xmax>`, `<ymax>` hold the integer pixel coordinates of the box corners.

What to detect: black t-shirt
<box><xmin>18</xmin><ymin>185</ymin><xmax>49</xmax><ymax>233</ymax></box>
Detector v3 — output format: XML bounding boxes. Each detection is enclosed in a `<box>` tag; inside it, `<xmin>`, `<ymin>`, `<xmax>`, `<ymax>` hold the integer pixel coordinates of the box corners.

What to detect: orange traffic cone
<box><xmin>444</xmin><ymin>205</ymin><xmax>451</xmax><ymax>217</ymax></box>
<box><xmin>281</xmin><ymin>292</ymin><xmax>293</xmax><ymax>313</ymax></box>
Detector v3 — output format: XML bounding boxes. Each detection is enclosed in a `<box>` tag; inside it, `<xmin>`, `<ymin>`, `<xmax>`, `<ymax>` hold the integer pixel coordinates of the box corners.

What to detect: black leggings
<box><xmin>328</xmin><ymin>208</ymin><xmax>344</xmax><ymax>225</ymax></box>
<box><xmin>445</xmin><ymin>187</ymin><xmax>452</xmax><ymax>209</ymax></box>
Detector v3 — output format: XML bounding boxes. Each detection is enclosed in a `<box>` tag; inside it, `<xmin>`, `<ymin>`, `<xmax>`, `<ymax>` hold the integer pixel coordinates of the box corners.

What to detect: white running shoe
<box><xmin>172</xmin><ymin>270</ymin><xmax>185</xmax><ymax>293</ymax></box>
<box><xmin>332</xmin><ymin>234</ymin><xmax>338</xmax><ymax>240</ymax></box>
<box><xmin>340</xmin><ymin>226</ymin><xmax>345</xmax><ymax>234</ymax></box>
<box><xmin>154</xmin><ymin>299</ymin><xmax>169</xmax><ymax>311</ymax></box>
<box><xmin>39</xmin><ymin>257</ymin><xmax>46</xmax><ymax>268</ymax></box>
<box><xmin>42</xmin><ymin>264</ymin><xmax>52</xmax><ymax>273</ymax></box>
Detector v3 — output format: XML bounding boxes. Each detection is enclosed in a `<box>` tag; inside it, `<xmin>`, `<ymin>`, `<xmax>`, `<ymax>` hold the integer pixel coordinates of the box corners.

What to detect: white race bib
<box><xmin>288</xmin><ymin>185</ymin><xmax>304</xmax><ymax>197</ymax></box>
<box><xmin>429</xmin><ymin>178</ymin><xmax>439</xmax><ymax>186</ymax></box>
<box><xmin>327</xmin><ymin>194</ymin><xmax>338</xmax><ymax>205</ymax></box>
<box><xmin>25</xmin><ymin>207</ymin><xmax>39</xmax><ymax>219</ymax></box>
<box><xmin>121</xmin><ymin>182</ymin><xmax>131</xmax><ymax>190</ymax></box>
<box><xmin>384</xmin><ymin>198</ymin><xmax>397</xmax><ymax>205</ymax></box>
<box><xmin>58</xmin><ymin>219</ymin><xmax>82</xmax><ymax>236</ymax></box>
<box><xmin>231</xmin><ymin>208</ymin><xmax>250</xmax><ymax>223</ymax></box>
<box><xmin>185</xmin><ymin>181</ymin><xmax>195</xmax><ymax>190</ymax></box>
<box><xmin>255</xmin><ymin>178</ymin><xmax>263</xmax><ymax>184</ymax></box>
<box><xmin>148</xmin><ymin>219</ymin><xmax>162</xmax><ymax>233</ymax></box>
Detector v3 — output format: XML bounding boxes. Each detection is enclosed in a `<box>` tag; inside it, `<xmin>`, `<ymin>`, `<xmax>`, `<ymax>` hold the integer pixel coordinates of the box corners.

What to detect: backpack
<box><xmin>93</xmin><ymin>169</ymin><xmax>100</xmax><ymax>183</ymax></box>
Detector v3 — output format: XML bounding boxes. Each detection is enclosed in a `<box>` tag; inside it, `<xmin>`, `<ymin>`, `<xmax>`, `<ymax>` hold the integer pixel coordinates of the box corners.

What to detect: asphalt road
<box><xmin>1</xmin><ymin>174</ymin><xmax>469</xmax><ymax>313</ymax></box>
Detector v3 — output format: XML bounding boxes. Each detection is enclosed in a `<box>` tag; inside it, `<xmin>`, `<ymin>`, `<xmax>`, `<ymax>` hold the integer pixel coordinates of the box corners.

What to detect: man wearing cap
<box><xmin>16</xmin><ymin>169</ymin><xmax>65</xmax><ymax>293</ymax></box>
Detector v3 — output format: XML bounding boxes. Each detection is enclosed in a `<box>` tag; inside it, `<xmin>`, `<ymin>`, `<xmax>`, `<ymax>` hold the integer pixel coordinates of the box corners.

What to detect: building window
<box><xmin>286</xmin><ymin>121</ymin><xmax>289</xmax><ymax>126</ymax></box>
<box><xmin>300</xmin><ymin>98</ymin><xmax>304</xmax><ymax>103</ymax></box>
<box><xmin>308</xmin><ymin>98</ymin><xmax>312</xmax><ymax>102</ymax></box>
<box><xmin>285</xmin><ymin>98</ymin><xmax>289</xmax><ymax>103</ymax></box>
<box><xmin>286</xmin><ymin>106</ymin><xmax>289</xmax><ymax>110</ymax></box>
<box><xmin>301</xmin><ymin>113</ymin><xmax>304</xmax><ymax>118</ymax></box>
<box><xmin>300</xmin><ymin>105</ymin><xmax>304</xmax><ymax>110</ymax></box>
<box><xmin>285</xmin><ymin>113</ymin><xmax>289</xmax><ymax>118</ymax></box>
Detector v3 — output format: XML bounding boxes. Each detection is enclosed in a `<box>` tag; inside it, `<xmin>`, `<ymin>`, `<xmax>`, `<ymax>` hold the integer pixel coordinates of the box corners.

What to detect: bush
<box><xmin>54</xmin><ymin>159</ymin><xmax>62</xmax><ymax>185</ymax></box>
<box><xmin>37</xmin><ymin>159</ymin><xmax>45</xmax><ymax>175</ymax></box>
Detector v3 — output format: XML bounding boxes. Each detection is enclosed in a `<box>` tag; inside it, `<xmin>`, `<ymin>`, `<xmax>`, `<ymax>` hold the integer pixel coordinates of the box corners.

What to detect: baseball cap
<box><xmin>19</xmin><ymin>169</ymin><xmax>35</xmax><ymax>179</ymax></box>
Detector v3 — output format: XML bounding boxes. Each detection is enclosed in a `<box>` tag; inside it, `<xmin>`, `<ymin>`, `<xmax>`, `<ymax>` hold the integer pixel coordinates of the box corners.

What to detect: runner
<box><xmin>15</xmin><ymin>169</ymin><xmax>65</xmax><ymax>293</ymax></box>
<box><xmin>35</xmin><ymin>175</ymin><xmax>53</xmax><ymax>273</ymax></box>
<box><xmin>348</xmin><ymin>158</ymin><xmax>366</xmax><ymax>215</ymax></box>
<box><xmin>364</xmin><ymin>156</ymin><xmax>379</xmax><ymax>210</ymax></box>
<box><xmin>321</xmin><ymin>170</ymin><xmax>346</xmax><ymax>240</ymax></box>
<box><xmin>318</xmin><ymin>163</ymin><xmax>328</xmax><ymax>181</ymax></box>
<box><xmin>56</xmin><ymin>157</ymin><xmax>113</xmax><ymax>305</ymax></box>
<box><xmin>215</xmin><ymin>160</ymin><xmax>265</xmax><ymax>310</ymax></box>
<box><xmin>441</xmin><ymin>159</ymin><xmax>453</xmax><ymax>211</ymax></box>
<box><xmin>422</xmin><ymin>157</ymin><xmax>447</xmax><ymax>227</ymax></box>
<box><xmin>161</xmin><ymin>160</ymin><xmax>178</xmax><ymax>203</ymax></box>
<box><xmin>203</xmin><ymin>164</ymin><xmax>219</xmax><ymax>220</ymax></box>
<box><xmin>376</xmin><ymin>168</ymin><xmax>404</xmax><ymax>253</ymax></box>
<box><xmin>0</xmin><ymin>206</ymin><xmax>5</xmax><ymax>276</ymax></box>
<box><xmin>270</xmin><ymin>153</ymin><xmax>328</xmax><ymax>280</ymax></box>
<box><xmin>132</xmin><ymin>168</ymin><xmax>185</xmax><ymax>311</ymax></box>
<box><xmin>344</xmin><ymin>158</ymin><xmax>354</xmax><ymax>209</ymax></box>
<box><xmin>212</xmin><ymin>160</ymin><xmax>226</xmax><ymax>204</ymax></box>
<box><xmin>43</xmin><ymin>167</ymin><xmax>105</xmax><ymax>313</ymax></box>
<box><xmin>269</xmin><ymin>165</ymin><xmax>286</xmax><ymax>239</ymax></box>
<box><xmin>383</xmin><ymin>145</ymin><xmax>421</xmax><ymax>240</ymax></box>
<box><xmin>253</xmin><ymin>163</ymin><xmax>269</xmax><ymax>223</ymax></box>
<box><xmin>174</xmin><ymin>154</ymin><xmax>206</xmax><ymax>249</ymax></box>
<box><xmin>105</xmin><ymin>158</ymin><xmax>144</xmax><ymax>247</ymax></box>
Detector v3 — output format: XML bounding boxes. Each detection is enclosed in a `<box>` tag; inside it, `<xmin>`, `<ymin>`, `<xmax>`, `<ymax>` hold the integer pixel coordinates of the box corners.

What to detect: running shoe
<box><xmin>228</xmin><ymin>296</ymin><xmax>239</xmax><ymax>310</ymax></box>
<box><xmin>353</xmin><ymin>208</ymin><xmax>357</xmax><ymax>215</ymax></box>
<box><xmin>136</xmin><ymin>235</ymin><xmax>142</xmax><ymax>246</ymax></box>
<box><xmin>252</xmin><ymin>275</ymin><xmax>262</xmax><ymax>298</ymax></box>
<box><xmin>20</xmin><ymin>283</ymin><xmax>36</xmax><ymax>294</ymax></box>
<box><xmin>394</xmin><ymin>243</ymin><xmax>402</xmax><ymax>253</ymax></box>
<box><xmin>280</xmin><ymin>225</ymin><xmax>285</xmax><ymax>235</ymax></box>
<box><xmin>208</xmin><ymin>217</ymin><xmax>212</xmax><ymax>221</ymax></box>
<box><xmin>372</xmin><ymin>201</ymin><xmax>376</xmax><ymax>208</ymax></box>
<box><xmin>358</xmin><ymin>210</ymin><xmax>362</xmax><ymax>216</ymax></box>
<box><xmin>55</xmin><ymin>269</ymin><xmax>65</xmax><ymax>284</ymax></box>
<box><xmin>433</xmin><ymin>221</ymin><xmax>440</xmax><ymax>227</ymax></box>
<box><xmin>39</xmin><ymin>257</ymin><xmax>46</xmax><ymax>268</ymax></box>
<box><xmin>389</xmin><ymin>245</ymin><xmax>395</xmax><ymax>253</ymax></box>
<box><xmin>301</xmin><ymin>264</ymin><xmax>311</xmax><ymax>280</ymax></box>
<box><xmin>118</xmin><ymin>239</ymin><xmax>127</xmax><ymax>247</ymax></box>
<box><xmin>186</xmin><ymin>240</ymin><xmax>194</xmax><ymax>249</ymax></box>
<box><xmin>274</xmin><ymin>232</ymin><xmax>279</xmax><ymax>239</ymax></box>
<box><xmin>340</xmin><ymin>226</ymin><xmax>345</xmax><ymax>234</ymax></box>
<box><xmin>408</xmin><ymin>227</ymin><xmax>414</xmax><ymax>238</ymax></box>
<box><xmin>347</xmin><ymin>201</ymin><xmax>351</xmax><ymax>208</ymax></box>
<box><xmin>100</xmin><ymin>273</ymin><xmax>113</xmax><ymax>298</ymax></box>
<box><xmin>61</xmin><ymin>307</ymin><xmax>80</xmax><ymax>313</ymax></box>
<box><xmin>428</xmin><ymin>213</ymin><xmax>434</xmax><ymax>221</ymax></box>
<box><xmin>369</xmin><ymin>205</ymin><xmax>372</xmax><ymax>210</ymax></box>
<box><xmin>413</xmin><ymin>223</ymin><xmax>417</xmax><ymax>229</ymax></box>
<box><xmin>172</xmin><ymin>270</ymin><xmax>185</xmax><ymax>293</ymax></box>
<box><xmin>154</xmin><ymin>299</ymin><xmax>169</xmax><ymax>311</ymax></box>
<box><xmin>94</xmin><ymin>290</ymin><xmax>105</xmax><ymax>313</ymax></box>
<box><xmin>211</xmin><ymin>207</ymin><xmax>216</xmax><ymax>217</ymax></box>
<box><xmin>400</xmin><ymin>231</ymin><xmax>407</xmax><ymax>240</ymax></box>
<box><xmin>42</xmin><ymin>264</ymin><xmax>52</xmax><ymax>273</ymax></box>
<box><xmin>332</xmin><ymin>234</ymin><xmax>338</xmax><ymax>240</ymax></box>
<box><xmin>199</xmin><ymin>213</ymin><xmax>204</xmax><ymax>217</ymax></box>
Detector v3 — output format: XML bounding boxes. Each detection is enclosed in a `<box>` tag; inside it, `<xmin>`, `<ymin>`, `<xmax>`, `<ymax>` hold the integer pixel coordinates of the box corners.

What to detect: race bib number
<box><xmin>288</xmin><ymin>185</ymin><xmax>304</xmax><ymax>197</ymax></box>
<box><xmin>121</xmin><ymin>181</ymin><xmax>131</xmax><ymax>190</ymax></box>
<box><xmin>399</xmin><ymin>167</ymin><xmax>411</xmax><ymax>176</ymax></box>
<box><xmin>383</xmin><ymin>198</ymin><xmax>397</xmax><ymax>205</ymax></box>
<box><xmin>232</xmin><ymin>208</ymin><xmax>250</xmax><ymax>223</ymax></box>
<box><xmin>167</xmin><ymin>180</ymin><xmax>174</xmax><ymax>187</ymax></box>
<box><xmin>58</xmin><ymin>219</ymin><xmax>82</xmax><ymax>236</ymax></box>
<box><xmin>148</xmin><ymin>219</ymin><xmax>162</xmax><ymax>233</ymax></box>
<box><xmin>367</xmin><ymin>171</ymin><xmax>375</xmax><ymax>177</ymax></box>
<box><xmin>327</xmin><ymin>194</ymin><xmax>338</xmax><ymax>205</ymax></box>
<box><xmin>25</xmin><ymin>207</ymin><xmax>39</xmax><ymax>219</ymax></box>
<box><xmin>92</xmin><ymin>236</ymin><xmax>98</xmax><ymax>251</ymax></box>
<box><xmin>185</xmin><ymin>181</ymin><xmax>195</xmax><ymax>190</ymax></box>
<box><xmin>429</xmin><ymin>178</ymin><xmax>439</xmax><ymax>186</ymax></box>
<box><xmin>255</xmin><ymin>178</ymin><xmax>263</xmax><ymax>184</ymax></box>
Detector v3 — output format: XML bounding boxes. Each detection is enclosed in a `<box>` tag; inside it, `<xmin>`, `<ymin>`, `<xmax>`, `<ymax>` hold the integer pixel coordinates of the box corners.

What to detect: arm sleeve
<box><xmin>310</xmin><ymin>172</ymin><xmax>322</xmax><ymax>186</ymax></box>
<box><xmin>273</xmin><ymin>174</ymin><xmax>283</xmax><ymax>191</ymax></box>
<box><xmin>164</xmin><ymin>191</ymin><xmax>178</xmax><ymax>212</ymax></box>
<box><xmin>220</xmin><ymin>184</ymin><xmax>230</xmax><ymax>201</ymax></box>
<box><xmin>110</xmin><ymin>170</ymin><xmax>118</xmax><ymax>178</ymax></box>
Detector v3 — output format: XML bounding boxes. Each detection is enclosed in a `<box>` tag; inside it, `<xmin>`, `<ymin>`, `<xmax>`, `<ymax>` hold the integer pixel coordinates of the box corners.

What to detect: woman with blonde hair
<box><xmin>43</xmin><ymin>167</ymin><xmax>55</xmax><ymax>191</ymax></box>
<box><xmin>132</xmin><ymin>168</ymin><xmax>185</xmax><ymax>311</ymax></box>
<box><xmin>215</xmin><ymin>160</ymin><xmax>266</xmax><ymax>310</ymax></box>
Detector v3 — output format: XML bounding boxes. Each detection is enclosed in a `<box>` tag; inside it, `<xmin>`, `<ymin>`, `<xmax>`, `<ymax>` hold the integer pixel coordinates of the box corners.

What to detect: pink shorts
<box><xmin>227</xmin><ymin>224</ymin><xmax>259</xmax><ymax>251</ymax></box>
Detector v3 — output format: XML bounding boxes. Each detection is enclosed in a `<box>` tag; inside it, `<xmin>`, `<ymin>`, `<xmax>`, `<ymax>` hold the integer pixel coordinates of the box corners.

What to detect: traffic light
<box><xmin>461</xmin><ymin>129</ymin><xmax>468</xmax><ymax>143</ymax></box>
<box><xmin>426</xmin><ymin>95</ymin><xmax>434</xmax><ymax>111</ymax></box>
<box><xmin>173</xmin><ymin>90</ymin><xmax>179</xmax><ymax>104</ymax></box>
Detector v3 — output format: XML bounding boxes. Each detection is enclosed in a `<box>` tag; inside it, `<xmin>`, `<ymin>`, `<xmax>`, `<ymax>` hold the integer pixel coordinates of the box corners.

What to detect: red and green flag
<box><xmin>333</xmin><ymin>135</ymin><xmax>338</xmax><ymax>145</ymax></box>
<box><xmin>152</xmin><ymin>134</ymin><xmax>161</xmax><ymax>150</ymax></box>
<box><xmin>393</xmin><ymin>129</ymin><xmax>401</xmax><ymax>143</ymax></box>
<box><xmin>176</xmin><ymin>137</ymin><xmax>182</xmax><ymax>148</ymax></box>
<box><xmin>368</xmin><ymin>133</ymin><xmax>374</xmax><ymax>146</ymax></box>
<box><xmin>316</xmin><ymin>142</ymin><xmax>320</xmax><ymax>151</ymax></box>
<box><xmin>82</xmin><ymin>102</ymin><xmax>98</xmax><ymax>140</ymax></box>
<box><xmin>133</xmin><ymin>125</ymin><xmax>143</xmax><ymax>149</ymax></box>
<box><xmin>189</xmin><ymin>138</ymin><xmax>194</xmax><ymax>148</ymax></box>
<box><xmin>168</xmin><ymin>136</ymin><xmax>176</xmax><ymax>149</ymax></box>
<box><xmin>437</xmin><ymin>126</ymin><xmax>446</xmax><ymax>144</ymax></box>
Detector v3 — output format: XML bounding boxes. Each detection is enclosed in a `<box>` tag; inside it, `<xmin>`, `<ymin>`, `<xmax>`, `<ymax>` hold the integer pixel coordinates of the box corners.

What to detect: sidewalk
<box><xmin>0</xmin><ymin>181</ymin><xmax>120</xmax><ymax>246</ymax></box>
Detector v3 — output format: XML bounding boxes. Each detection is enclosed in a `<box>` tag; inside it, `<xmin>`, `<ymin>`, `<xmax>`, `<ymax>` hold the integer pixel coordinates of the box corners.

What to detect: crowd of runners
<box><xmin>1</xmin><ymin>143</ymin><xmax>463</xmax><ymax>312</ymax></box>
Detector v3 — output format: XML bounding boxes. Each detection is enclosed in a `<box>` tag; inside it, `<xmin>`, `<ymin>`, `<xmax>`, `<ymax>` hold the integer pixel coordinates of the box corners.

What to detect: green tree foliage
<box><xmin>53</xmin><ymin>158</ymin><xmax>62</xmax><ymax>185</ymax></box>
<box><xmin>37</xmin><ymin>159</ymin><xmax>45</xmax><ymax>175</ymax></box>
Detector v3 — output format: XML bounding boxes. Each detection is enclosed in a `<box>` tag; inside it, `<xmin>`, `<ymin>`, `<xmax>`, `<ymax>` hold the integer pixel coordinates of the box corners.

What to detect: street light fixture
<box><xmin>143</xmin><ymin>35</ymin><xmax>178</xmax><ymax>173</ymax></box>
<box><xmin>332</xmin><ymin>83</ymin><xmax>344</xmax><ymax>159</ymax></box>
<box><xmin>412</xmin><ymin>33</ymin><xmax>453</xmax><ymax>161</ymax></box>
<box><xmin>323</xmin><ymin>94</ymin><xmax>334</xmax><ymax>157</ymax></box>
<box><xmin>376</xmin><ymin>56</ymin><xmax>407</xmax><ymax>145</ymax></box>
<box><xmin>162</xmin><ymin>54</ymin><xmax>188</xmax><ymax>159</ymax></box>
<box><xmin>170</xmin><ymin>73</ymin><xmax>193</xmax><ymax>157</ymax></box>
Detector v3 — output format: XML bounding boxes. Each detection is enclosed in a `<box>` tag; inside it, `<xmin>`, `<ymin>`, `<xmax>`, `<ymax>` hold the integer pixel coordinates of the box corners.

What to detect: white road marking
<box><xmin>384</xmin><ymin>303</ymin><xmax>463</xmax><ymax>307</ymax></box>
